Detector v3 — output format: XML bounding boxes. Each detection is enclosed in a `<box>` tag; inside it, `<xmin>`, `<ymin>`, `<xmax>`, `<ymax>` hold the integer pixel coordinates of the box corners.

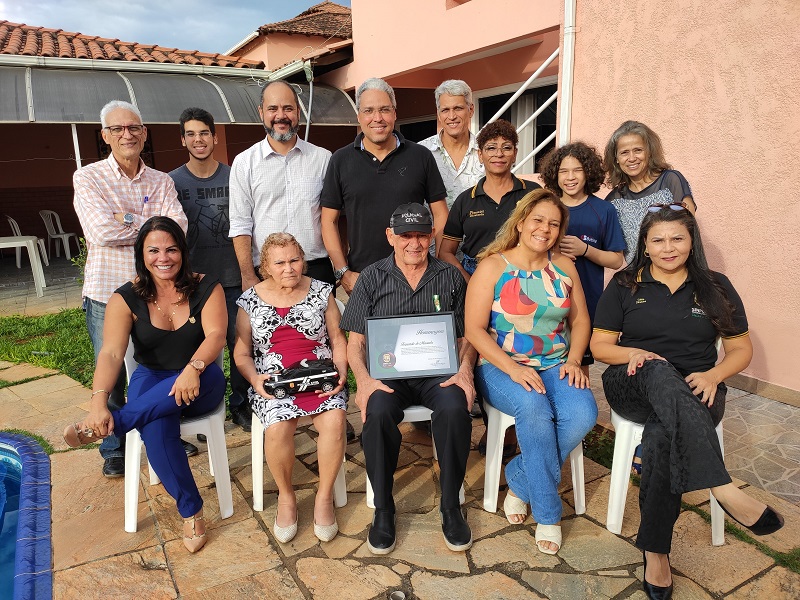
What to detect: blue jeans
<box><xmin>476</xmin><ymin>362</ymin><xmax>598</xmax><ymax>525</ymax></box>
<box><xmin>84</xmin><ymin>297</ymin><xmax>127</xmax><ymax>459</ymax></box>
<box><xmin>114</xmin><ymin>362</ymin><xmax>225</xmax><ymax>517</ymax></box>
<box><xmin>223</xmin><ymin>286</ymin><xmax>248</xmax><ymax>411</ymax></box>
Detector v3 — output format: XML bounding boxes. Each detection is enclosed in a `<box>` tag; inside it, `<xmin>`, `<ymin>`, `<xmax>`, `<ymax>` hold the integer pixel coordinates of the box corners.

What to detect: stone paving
<box><xmin>1</xmin><ymin>360</ymin><xmax>799</xmax><ymax>599</ymax></box>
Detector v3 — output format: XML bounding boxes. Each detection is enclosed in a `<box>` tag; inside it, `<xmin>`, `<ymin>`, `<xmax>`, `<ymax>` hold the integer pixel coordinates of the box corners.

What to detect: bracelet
<box><xmin>582</xmin><ymin>243</ymin><xmax>589</xmax><ymax>257</ymax></box>
<box><xmin>91</xmin><ymin>389</ymin><xmax>110</xmax><ymax>397</ymax></box>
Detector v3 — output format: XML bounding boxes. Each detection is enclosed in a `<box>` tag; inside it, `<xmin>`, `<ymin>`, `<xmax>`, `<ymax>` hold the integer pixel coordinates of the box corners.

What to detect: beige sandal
<box><xmin>63</xmin><ymin>422</ymin><xmax>104</xmax><ymax>448</ymax></box>
<box><xmin>503</xmin><ymin>491</ymin><xmax>528</xmax><ymax>525</ymax></box>
<box><xmin>535</xmin><ymin>523</ymin><xmax>562</xmax><ymax>555</ymax></box>
<box><xmin>183</xmin><ymin>513</ymin><xmax>207</xmax><ymax>553</ymax></box>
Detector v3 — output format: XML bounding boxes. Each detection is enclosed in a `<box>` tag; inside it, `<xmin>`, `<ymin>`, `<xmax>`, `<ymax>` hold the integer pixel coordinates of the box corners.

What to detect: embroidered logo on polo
<box><xmin>469</xmin><ymin>210</ymin><xmax>485</xmax><ymax>218</ymax></box>
<box><xmin>691</xmin><ymin>307</ymin><xmax>707</xmax><ymax>318</ymax></box>
<box><xmin>635</xmin><ymin>298</ymin><xmax>646</xmax><ymax>304</ymax></box>
<box><xmin>398</xmin><ymin>167</ymin><xmax>408</xmax><ymax>176</ymax></box>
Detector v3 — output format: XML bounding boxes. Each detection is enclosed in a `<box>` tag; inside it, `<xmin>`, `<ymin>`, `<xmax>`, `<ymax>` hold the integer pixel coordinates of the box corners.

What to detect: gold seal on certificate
<box><xmin>365</xmin><ymin>312</ymin><xmax>459</xmax><ymax>380</ymax></box>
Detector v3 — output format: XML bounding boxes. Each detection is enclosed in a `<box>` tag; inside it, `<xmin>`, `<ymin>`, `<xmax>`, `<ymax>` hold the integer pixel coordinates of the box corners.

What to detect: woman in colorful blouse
<box><xmin>465</xmin><ymin>189</ymin><xmax>598</xmax><ymax>555</ymax></box>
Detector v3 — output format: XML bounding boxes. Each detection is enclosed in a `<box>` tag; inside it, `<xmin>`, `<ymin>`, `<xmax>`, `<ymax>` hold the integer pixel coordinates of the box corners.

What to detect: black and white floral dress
<box><xmin>237</xmin><ymin>279</ymin><xmax>347</xmax><ymax>428</ymax></box>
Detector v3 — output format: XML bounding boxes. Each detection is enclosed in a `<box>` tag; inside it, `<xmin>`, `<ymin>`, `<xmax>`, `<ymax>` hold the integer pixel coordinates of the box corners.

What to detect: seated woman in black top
<box><xmin>591</xmin><ymin>206</ymin><xmax>783</xmax><ymax>599</ymax></box>
<box><xmin>64</xmin><ymin>216</ymin><xmax>227</xmax><ymax>554</ymax></box>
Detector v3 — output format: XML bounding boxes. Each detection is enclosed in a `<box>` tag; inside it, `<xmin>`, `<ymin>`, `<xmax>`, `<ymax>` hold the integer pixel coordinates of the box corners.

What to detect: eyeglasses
<box><xmin>104</xmin><ymin>125</ymin><xmax>145</xmax><ymax>137</ymax></box>
<box><xmin>647</xmin><ymin>202</ymin><xmax>687</xmax><ymax>213</ymax></box>
<box><xmin>183</xmin><ymin>131</ymin><xmax>213</xmax><ymax>140</ymax></box>
<box><xmin>481</xmin><ymin>144</ymin><xmax>515</xmax><ymax>155</ymax></box>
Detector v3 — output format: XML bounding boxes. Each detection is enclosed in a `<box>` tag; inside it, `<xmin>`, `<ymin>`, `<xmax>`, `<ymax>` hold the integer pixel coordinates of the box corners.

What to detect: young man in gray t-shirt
<box><xmin>169</xmin><ymin>107</ymin><xmax>251</xmax><ymax>432</ymax></box>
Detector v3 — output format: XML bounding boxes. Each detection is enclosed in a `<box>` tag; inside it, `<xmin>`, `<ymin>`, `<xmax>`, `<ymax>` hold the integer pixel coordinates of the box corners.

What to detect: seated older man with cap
<box><xmin>340</xmin><ymin>203</ymin><xmax>477</xmax><ymax>555</ymax></box>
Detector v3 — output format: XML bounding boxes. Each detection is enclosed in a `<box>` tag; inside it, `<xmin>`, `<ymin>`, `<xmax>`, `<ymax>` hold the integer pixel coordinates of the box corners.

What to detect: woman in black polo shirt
<box><xmin>440</xmin><ymin>119</ymin><xmax>539</xmax><ymax>281</ymax></box>
<box><xmin>591</xmin><ymin>206</ymin><xmax>783</xmax><ymax>600</ymax></box>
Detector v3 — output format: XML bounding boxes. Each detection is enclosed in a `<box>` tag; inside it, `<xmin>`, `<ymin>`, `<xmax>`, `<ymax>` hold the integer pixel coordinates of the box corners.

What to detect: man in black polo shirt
<box><xmin>340</xmin><ymin>203</ymin><xmax>476</xmax><ymax>555</ymax></box>
<box><xmin>321</xmin><ymin>77</ymin><xmax>448</xmax><ymax>295</ymax></box>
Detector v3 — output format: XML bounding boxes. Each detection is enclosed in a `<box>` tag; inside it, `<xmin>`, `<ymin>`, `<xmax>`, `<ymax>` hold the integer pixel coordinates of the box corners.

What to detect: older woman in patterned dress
<box><xmin>234</xmin><ymin>233</ymin><xmax>348</xmax><ymax>544</ymax></box>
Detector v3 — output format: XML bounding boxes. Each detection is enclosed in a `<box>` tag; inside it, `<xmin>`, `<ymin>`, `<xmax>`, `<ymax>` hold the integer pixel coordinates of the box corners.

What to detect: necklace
<box><xmin>153</xmin><ymin>297</ymin><xmax>184</xmax><ymax>323</ymax></box>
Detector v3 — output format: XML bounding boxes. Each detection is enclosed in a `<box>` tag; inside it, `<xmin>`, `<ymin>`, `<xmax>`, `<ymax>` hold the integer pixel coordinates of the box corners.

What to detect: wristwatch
<box><xmin>123</xmin><ymin>213</ymin><xmax>134</xmax><ymax>226</ymax></box>
<box><xmin>334</xmin><ymin>265</ymin><xmax>349</xmax><ymax>282</ymax></box>
<box><xmin>189</xmin><ymin>359</ymin><xmax>205</xmax><ymax>373</ymax></box>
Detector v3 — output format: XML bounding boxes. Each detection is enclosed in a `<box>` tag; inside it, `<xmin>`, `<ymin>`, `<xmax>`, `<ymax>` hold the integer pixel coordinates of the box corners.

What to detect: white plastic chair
<box><xmin>606</xmin><ymin>409</ymin><xmax>725</xmax><ymax>545</ymax></box>
<box><xmin>365</xmin><ymin>405</ymin><xmax>466</xmax><ymax>508</ymax></box>
<box><xmin>123</xmin><ymin>341</ymin><xmax>233</xmax><ymax>533</ymax></box>
<box><xmin>482</xmin><ymin>401</ymin><xmax>586</xmax><ymax>514</ymax></box>
<box><xmin>5</xmin><ymin>215</ymin><xmax>49</xmax><ymax>268</ymax></box>
<box><xmin>251</xmin><ymin>413</ymin><xmax>348</xmax><ymax>511</ymax></box>
<box><xmin>39</xmin><ymin>210</ymin><xmax>78</xmax><ymax>260</ymax></box>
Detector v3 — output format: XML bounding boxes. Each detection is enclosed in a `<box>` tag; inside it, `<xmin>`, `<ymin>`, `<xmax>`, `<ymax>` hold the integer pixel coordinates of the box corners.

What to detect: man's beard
<box><xmin>265</xmin><ymin>120</ymin><xmax>299</xmax><ymax>142</ymax></box>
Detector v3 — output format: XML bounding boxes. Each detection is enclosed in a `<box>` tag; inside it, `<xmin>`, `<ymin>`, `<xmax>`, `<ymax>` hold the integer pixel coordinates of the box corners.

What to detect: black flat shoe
<box><xmin>181</xmin><ymin>439</ymin><xmax>199</xmax><ymax>457</ymax></box>
<box><xmin>642</xmin><ymin>552</ymin><xmax>673</xmax><ymax>600</ymax></box>
<box><xmin>102</xmin><ymin>456</ymin><xmax>125</xmax><ymax>478</ymax></box>
<box><xmin>440</xmin><ymin>508</ymin><xmax>472</xmax><ymax>551</ymax></box>
<box><xmin>231</xmin><ymin>406</ymin><xmax>252</xmax><ymax>432</ymax></box>
<box><xmin>367</xmin><ymin>509</ymin><xmax>396</xmax><ymax>555</ymax></box>
<box><xmin>719</xmin><ymin>503</ymin><xmax>784</xmax><ymax>536</ymax></box>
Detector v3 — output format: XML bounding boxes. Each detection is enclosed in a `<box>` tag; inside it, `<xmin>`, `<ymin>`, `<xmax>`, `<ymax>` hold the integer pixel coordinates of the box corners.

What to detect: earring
<box><xmin>644</xmin><ymin>250</ymin><xmax>650</xmax><ymax>257</ymax></box>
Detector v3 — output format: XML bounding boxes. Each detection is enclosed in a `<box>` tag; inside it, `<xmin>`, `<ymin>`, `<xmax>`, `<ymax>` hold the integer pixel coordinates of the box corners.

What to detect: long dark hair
<box><xmin>614</xmin><ymin>208</ymin><xmax>737</xmax><ymax>334</ymax></box>
<box><xmin>132</xmin><ymin>216</ymin><xmax>198</xmax><ymax>300</ymax></box>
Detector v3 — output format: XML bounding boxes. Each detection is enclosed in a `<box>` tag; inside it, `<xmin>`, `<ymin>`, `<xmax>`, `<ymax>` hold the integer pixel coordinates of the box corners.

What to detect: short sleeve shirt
<box><xmin>442</xmin><ymin>175</ymin><xmax>540</xmax><ymax>257</ymax></box>
<box><xmin>418</xmin><ymin>131</ymin><xmax>484</xmax><ymax>209</ymax></box>
<box><xmin>593</xmin><ymin>268</ymin><xmax>748</xmax><ymax>376</ymax></box>
<box><xmin>320</xmin><ymin>131</ymin><xmax>446</xmax><ymax>272</ymax></box>
<box><xmin>339</xmin><ymin>254</ymin><xmax>467</xmax><ymax>338</ymax></box>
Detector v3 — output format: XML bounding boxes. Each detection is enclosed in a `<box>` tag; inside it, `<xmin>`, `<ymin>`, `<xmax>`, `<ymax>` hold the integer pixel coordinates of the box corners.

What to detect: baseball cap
<box><xmin>389</xmin><ymin>203</ymin><xmax>432</xmax><ymax>234</ymax></box>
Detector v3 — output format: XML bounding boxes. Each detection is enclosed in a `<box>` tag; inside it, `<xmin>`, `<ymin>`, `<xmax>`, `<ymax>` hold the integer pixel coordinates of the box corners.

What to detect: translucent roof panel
<box><xmin>29</xmin><ymin>69</ymin><xmax>131</xmax><ymax>123</ymax></box>
<box><xmin>122</xmin><ymin>72</ymin><xmax>230</xmax><ymax>124</ymax></box>
<box><xmin>0</xmin><ymin>67</ymin><xmax>28</xmax><ymax>122</ymax></box>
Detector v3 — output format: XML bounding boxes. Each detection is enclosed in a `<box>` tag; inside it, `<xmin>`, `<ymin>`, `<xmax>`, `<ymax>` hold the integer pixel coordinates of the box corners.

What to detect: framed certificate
<box><xmin>366</xmin><ymin>312</ymin><xmax>459</xmax><ymax>380</ymax></box>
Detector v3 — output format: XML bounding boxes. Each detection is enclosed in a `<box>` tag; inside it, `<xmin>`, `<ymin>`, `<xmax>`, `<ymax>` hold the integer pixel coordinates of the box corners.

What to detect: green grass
<box><xmin>0</xmin><ymin>428</ymin><xmax>55</xmax><ymax>454</ymax></box>
<box><xmin>0</xmin><ymin>309</ymin><xmax>94</xmax><ymax>387</ymax></box>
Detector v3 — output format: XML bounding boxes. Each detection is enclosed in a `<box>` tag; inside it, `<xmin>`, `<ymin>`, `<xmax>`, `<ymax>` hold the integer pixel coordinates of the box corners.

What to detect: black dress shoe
<box><xmin>230</xmin><ymin>406</ymin><xmax>252</xmax><ymax>432</ymax></box>
<box><xmin>346</xmin><ymin>420</ymin><xmax>357</xmax><ymax>443</ymax></box>
<box><xmin>719</xmin><ymin>503</ymin><xmax>784</xmax><ymax>536</ymax></box>
<box><xmin>440</xmin><ymin>508</ymin><xmax>472</xmax><ymax>551</ymax></box>
<box><xmin>182</xmin><ymin>439</ymin><xmax>199</xmax><ymax>457</ymax></box>
<box><xmin>196</xmin><ymin>434</ymin><xmax>207</xmax><ymax>443</ymax></box>
<box><xmin>367</xmin><ymin>509</ymin><xmax>396</xmax><ymax>555</ymax></box>
<box><xmin>642</xmin><ymin>552</ymin><xmax>673</xmax><ymax>600</ymax></box>
<box><xmin>102</xmin><ymin>456</ymin><xmax>125</xmax><ymax>478</ymax></box>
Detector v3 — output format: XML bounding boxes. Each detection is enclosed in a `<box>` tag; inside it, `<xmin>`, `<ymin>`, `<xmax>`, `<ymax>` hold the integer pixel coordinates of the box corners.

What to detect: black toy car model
<box><xmin>263</xmin><ymin>358</ymin><xmax>339</xmax><ymax>399</ymax></box>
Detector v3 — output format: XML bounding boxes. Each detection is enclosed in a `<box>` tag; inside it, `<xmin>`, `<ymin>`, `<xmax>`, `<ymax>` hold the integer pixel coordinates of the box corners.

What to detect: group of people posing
<box><xmin>63</xmin><ymin>77</ymin><xmax>782</xmax><ymax>600</ymax></box>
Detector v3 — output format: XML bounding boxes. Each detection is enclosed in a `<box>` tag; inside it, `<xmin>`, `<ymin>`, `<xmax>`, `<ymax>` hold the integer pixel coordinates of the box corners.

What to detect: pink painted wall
<box><xmin>568</xmin><ymin>0</ymin><xmax>800</xmax><ymax>391</ymax></box>
<box><xmin>324</xmin><ymin>0</ymin><xmax>561</xmax><ymax>89</ymax></box>
<box><xmin>236</xmin><ymin>33</ymin><xmax>337</xmax><ymax>70</ymax></box>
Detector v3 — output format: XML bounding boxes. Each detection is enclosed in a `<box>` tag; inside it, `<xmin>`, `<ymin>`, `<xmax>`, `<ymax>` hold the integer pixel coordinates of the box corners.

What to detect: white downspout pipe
<box><xmin>71</xmin><ymin>123</ymin><xmax>81</xmax><ymax>170</ymax></box>
<box><xmin>558</xmin><ymin>0</ymin><xmax>577</xmax><ymax>145</ymax></box>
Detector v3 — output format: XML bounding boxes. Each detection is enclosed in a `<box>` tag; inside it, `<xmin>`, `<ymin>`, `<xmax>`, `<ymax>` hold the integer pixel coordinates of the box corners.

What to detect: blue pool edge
<box><xmin>0</xmin><ymin>433</ymin><xmax>52</xmax><ymax>600</ymax></box>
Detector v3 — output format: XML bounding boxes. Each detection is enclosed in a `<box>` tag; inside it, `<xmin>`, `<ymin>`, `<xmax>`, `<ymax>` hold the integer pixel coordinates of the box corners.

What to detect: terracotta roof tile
<box><xmin>0</xmin><ymin>20</ymin><xmax>264</xmax><ymax>69</ymax></box>
<box><xmin>259</xmin><ymin>1</ymin><xmax>351</xmax><ymax>39</ymax></box>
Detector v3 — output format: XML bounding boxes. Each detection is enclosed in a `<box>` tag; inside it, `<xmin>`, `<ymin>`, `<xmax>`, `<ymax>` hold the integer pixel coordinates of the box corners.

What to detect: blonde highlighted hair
<box><xmin>477</xmin><ymin>189</ymin><xmax>569</xmax><ymax>260</ymax></box>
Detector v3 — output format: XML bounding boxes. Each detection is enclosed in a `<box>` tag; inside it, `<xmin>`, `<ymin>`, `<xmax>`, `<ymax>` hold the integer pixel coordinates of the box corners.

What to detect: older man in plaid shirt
<box><xmin>73</xmin><ymin>100</ymin><xmax>189</xmax><ymax>478</ymax></box>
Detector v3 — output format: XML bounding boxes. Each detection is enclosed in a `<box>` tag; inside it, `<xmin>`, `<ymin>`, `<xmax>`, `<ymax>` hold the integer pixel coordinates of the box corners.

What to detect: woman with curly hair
<box><xmin>234</xmin><ymin>233</ymin><xmax>348</xmax><ymax>544</ymax></box>
<box><xmin>440</xmin><ymin>119</ymin><xmax>540</xmax><ymax>281</ymax></box>
<box><xmin>603</xmin><ymin>121</ymin><xmax>694</xmax><ymax>264</ymax></box>
<box><xmin>539</xmin><ymin>142</ymin><xmax>625</xmax><ymax>374</ymax></box>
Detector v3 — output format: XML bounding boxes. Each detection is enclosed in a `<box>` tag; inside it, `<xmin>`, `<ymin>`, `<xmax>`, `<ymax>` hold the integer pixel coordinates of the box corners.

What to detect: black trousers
<box><xmin>362</xmin><ymin>376</ymin><xmax>471</xmax><ymax>512</ymax></box>
<box><xmin>305</xmin><ymin>257</ymin><xmax>335</xmax><ymax>287</ymax></box>
<box><xmin>602</xmin><ymin>360</ymin><xmax>731</xmax><ymax>554</ymax></box>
